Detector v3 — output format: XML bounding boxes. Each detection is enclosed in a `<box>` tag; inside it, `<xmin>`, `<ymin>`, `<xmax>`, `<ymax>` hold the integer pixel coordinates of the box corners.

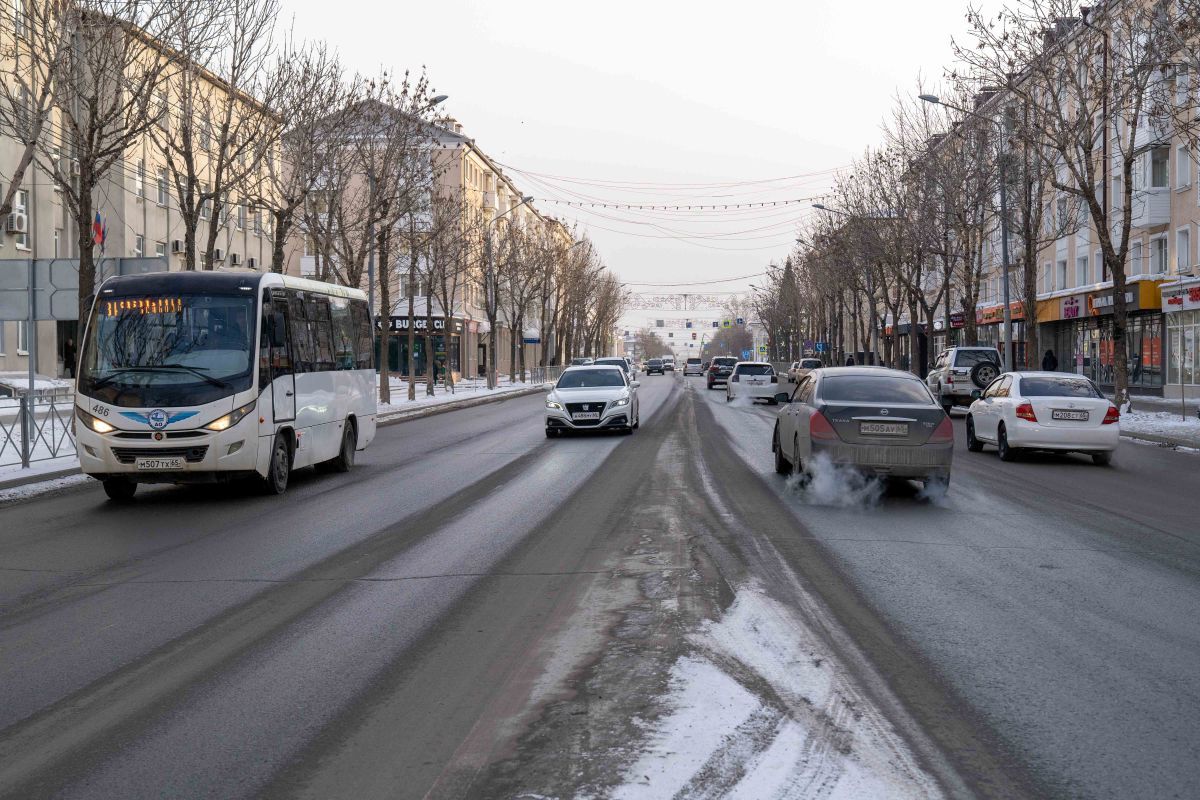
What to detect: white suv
<box><xmin>927</xmin><ymin>347</ymin><xmax>1002</xmax><ymax>412</ymax></box>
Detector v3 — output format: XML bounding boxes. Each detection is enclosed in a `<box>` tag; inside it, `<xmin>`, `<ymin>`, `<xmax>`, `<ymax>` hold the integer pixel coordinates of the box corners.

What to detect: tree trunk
<box><xmin>378</xmin><ymin>229</ymin><xmax>392</xmax><ymax>405</ymax></box>
<box><xmin>407</xmin><ymin>246</ymin><xmax>418</xmax><ymax>402</ymax></box>
<box><xmin>76</xmin><ymin>182</ymin><xmax>97</xmax><ymax>326</ymax></box>
<box><xmin>271</xmin><ymin>210</ymin><xmax>289</xmax><ymax>273</ymax></box>
<box><xmin>425</xmin><ymin>296</ymin><xmax>435</xmax><ymax>396</ymax></box>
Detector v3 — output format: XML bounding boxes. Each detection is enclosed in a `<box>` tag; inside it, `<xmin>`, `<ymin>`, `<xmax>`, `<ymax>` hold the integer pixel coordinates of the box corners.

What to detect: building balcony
<box><xmin>1129</xmin><ymin>188</ymin><xmax>1170</xmax><ymax>229</ymax></box>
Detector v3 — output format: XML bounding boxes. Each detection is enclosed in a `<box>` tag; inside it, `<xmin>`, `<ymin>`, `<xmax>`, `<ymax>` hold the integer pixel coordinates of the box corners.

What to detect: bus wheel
<box><xmin>102</xmin><ymin>477</ymin><xmax>137</xmax><ymax>502</ymax></box>
<box><xmin>330</xmin><ymin>421</ymin><xmax>356</xmax><ymax>473</ymax></box>
<box><xmin>264</xmin><ymin>433</ymin><xmax>291</xmax><ymax>495</ymax></box>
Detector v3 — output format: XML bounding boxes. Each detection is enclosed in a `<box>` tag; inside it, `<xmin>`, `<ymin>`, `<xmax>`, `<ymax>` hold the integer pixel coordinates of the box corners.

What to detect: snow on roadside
<box><xmin>613</xmin><ymin>584</ymin><xmax>943</xmax><ymax>800</ymax></box>
<box><xmin>375</xmin><ymin>378</ymin><xmax>540</xmax><ymax>419</ymax></box>
<box><xmin>0</xmin><ymin>471</ymin><xmax>90</xmax><ymax>505</ymax></box>
<box><xmin>1119</xmin><ymin>409</ymin><xmax>1200</xmax><ymax>443</ymax></box>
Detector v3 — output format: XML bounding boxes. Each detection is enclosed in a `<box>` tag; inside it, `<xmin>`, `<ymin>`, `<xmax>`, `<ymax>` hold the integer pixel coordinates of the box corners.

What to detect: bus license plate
<box><xmin>572</xmin><ymin>412</ymin><xmax>600</xmax><ymax>421</ymax></box>
<box><xmin>136</xmin><ymin>457</ymin><xmax>184</xmax><ymax>470</ymax></box>
<box><xmin>860</xmin><ymin>422</ymin><xmax>907</xmax><ymax>436</ymax></box>
<box><xmin>1052</xmin><ymin>409</ymin><xmax>1089</xmax><ymax>421</ymax></box>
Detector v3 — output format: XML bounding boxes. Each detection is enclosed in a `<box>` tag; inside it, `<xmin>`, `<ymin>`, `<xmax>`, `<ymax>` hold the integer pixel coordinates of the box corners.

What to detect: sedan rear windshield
<box><xmin>800</xmin><ymin>359</ymin><xmax>823</xmax><ymax>369</ymax></box>
<box><xmin>954</xmin><ymin>350</ymin><xmax>1000</xmax><ymax>367</ymax></box>
<box><xmin>1020</xmin><ymin>376</ymin><xmax>1103</xmax><ymax>398</ymax></box>
<box><xmin>736</xmin><ymin>364</ymin><xmax>774</xmax><ymax>375</ymax></box>
<box><xmin>593</xmin><ymin>359</ymin><xmax>629</xmax><ymax>372</ymax></box>
<box><xmin>686</xmin><ymin>358</ymin><xmax>701</xmax><ymax>364</ymax></box>
<box><xmin>558</xmin><ymin>369</ymin><xmax>626</xmax><ymax>388</ymax></box>
<box><xmin>819</xmin><ymin>375</ymin><xmax>933</xmax><ymax>405</ymax></box>
<box><xmin>712</xmin><ymin>357</ymin><xmax>738</xmax><ymax>366</ymax></box>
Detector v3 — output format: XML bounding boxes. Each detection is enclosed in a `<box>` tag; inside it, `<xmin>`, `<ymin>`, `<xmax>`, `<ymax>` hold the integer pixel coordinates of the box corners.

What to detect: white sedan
<box><xmin>545</xmin><ymin>365</ymin><xmax>640</xmax><ymax>437</ymax></box>
<box><xmin>965</xmin><ymin>371</ymin><xmax>1120</xmax><ymax>464</ymax></box>
<box><xmin>726</xmin><ymin>361</ymin><xmax>780</xmax><ymax>403</ymax></box>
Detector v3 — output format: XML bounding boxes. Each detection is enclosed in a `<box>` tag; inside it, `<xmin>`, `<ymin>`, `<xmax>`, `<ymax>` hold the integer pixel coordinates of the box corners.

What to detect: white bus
<box><xmin>75</xmin><ymin>271</ymin><xmax>376</xmax><ymax>500</ymax></box>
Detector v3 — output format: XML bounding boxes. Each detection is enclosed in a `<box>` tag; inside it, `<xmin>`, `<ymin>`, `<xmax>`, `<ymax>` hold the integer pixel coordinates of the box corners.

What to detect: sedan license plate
<box><xmin>571</xmin><ymin>412</ymin><xmax>600</xmax><ymax>421</ymax></box>
<box><xmin>859</xmin><ymin>422</ymin><xmax>907</xmax><ymax>436</ymax></box>
<box><xmin>135</xmin><ymin>456</ymin><xmax>184</xmax><ymax>470</ymax></box>
<box><xmin>1051</xmin><ymin>409</ymin><xmax>1089</xmax><ymax>421</ymax></box>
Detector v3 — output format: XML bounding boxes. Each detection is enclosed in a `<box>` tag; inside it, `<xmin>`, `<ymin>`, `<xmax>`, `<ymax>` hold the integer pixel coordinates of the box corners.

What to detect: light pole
<box><xmin>484</xmin><ymin>194</ymin><xmax>534</xmax><ymax>388</ymax></box>
<box><xmin>919</xmin><ymin>93</ymin><xmax>1013</xmax><ymax>371</ymax></box>
<box><xmin>810</xmin><ymin>205</ymin><xmax>882</xmax><ymax>365</ymax></box>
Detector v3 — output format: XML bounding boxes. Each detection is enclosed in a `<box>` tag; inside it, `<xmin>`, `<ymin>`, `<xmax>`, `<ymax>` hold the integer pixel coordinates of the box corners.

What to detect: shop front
<box><xmin>1038</xmin><ymin>280</ymin><xmax>1164</xmax><ymax>392</ymax></box>
<box><xmin>973</xmin><ymin>301</ymin><xmax>1028</xmax><ymax>368</ymax></box>
<box><xmin>376</xmin><ymin>315</ymin><xmax>464</xmax><ymax>380</ymax></box>
<box><xmin>1161</xmin><ymin>278</ymin><xmax>1200</xmax><ymax>400</ymax></box>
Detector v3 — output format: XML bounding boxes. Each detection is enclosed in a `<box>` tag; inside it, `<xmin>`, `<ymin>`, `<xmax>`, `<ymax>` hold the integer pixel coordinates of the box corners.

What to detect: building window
<box><xmin>53</xmin><ymin>229</ymin><xmax>60</xmax><ymax>257</ymax></box>
<box><xmin>1177</xmin><ymin>147</ymin><xmax>1191</xmax><ymax>189</ymax></box>
<box><xmin>133</xmin><ymin>234</ymin><xmax>144</xmax><ymax>257</ymax></box>
<box><xmin>155</xmin><ymin>241</ymin><xmax>166</xmax><ymax>258</ymax></box>
<box><xmin>1151</xmin><ymin>147</ymin><xmax>1169</xmax><ymax>189</ymax></box>
<box><xmin>157</xmin><ymin>168</ymin><xmax>169</xmax><ymax>206</ymax></box>
<box><xmin>1130</xmin><ymin>240</ymin><xmax>1143</xmax><ymax>275</ymax></box>
<box><xmin>1177</xmin><ymin>228</ymin><xmax>1191</xmax><ymax>273</ymax></box>
<box><xmin>13</xmin><ymin>0</ymin><xmax>26</xmax><ymax>36</ymax></box>
<box><xmin>1076</xmin><ymin>254</ymin><xmax>1089</xmax><ymax>286</ymax></box>
<box><xmin>237</xmin><ymin>201</ymin><xmax>246</xmax><ymax>230</ymax></box>
<box><xmin>1057</xmin><ymin>258</ymin><xmax>1068</xmax><ymax>290</ymax></box>
<box><xmin>13</xmin><ymin>189</ymin><xmax>29</xmax><ymax>250</ymax></box>
<box><xmin>1096</xmin><ymin>249</ymin><xmax>1105</xmax><ymax>282</ymax></box>
<box><xmin>1177</xmin><ymin>67</ymin><xmax>1191</xmax><ymax>107</ymax></box>
<box><xmin>252</xmin><ymin>207</ymin><xmax>262</xmax><ymax>236</ymax></box>
<box><xmin>0</xmin><ymin>323</ymin><xmax>5</xmax><ymax>354</ymax></box>
<box><xmin>17</xmin><ymin>320</ymin><xmax>29</xmax><ymax>355</ymax></box>
<box><xmin>1151</xmin><ymin>236</ymin><xmax>1168</xmax><ymax>274</ymax></box>
<box><xmin>135</xmin><ymin>159</ymin><xmax>145</xmax><ymax>198</ymax></box>
<box><xmin>200</xmin><ymin>184</ymin><xmax>211</xmax><ymax>220</ymax></box>
<box><xmin>1041</xmin><ymin>262</ymin><xmax>1052</xmax><ymax>294</ymax></box>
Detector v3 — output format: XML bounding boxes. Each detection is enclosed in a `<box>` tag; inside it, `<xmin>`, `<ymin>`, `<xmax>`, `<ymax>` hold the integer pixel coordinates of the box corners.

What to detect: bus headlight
<box><xmin>76</xmin><ymin>407</ymin><xmax>115</xmax><ymax>434</ymax></box>
<box><xmin>204</xmin><ymin>400</ymin><xmax>258</xmax><ymax>432</ymax></box>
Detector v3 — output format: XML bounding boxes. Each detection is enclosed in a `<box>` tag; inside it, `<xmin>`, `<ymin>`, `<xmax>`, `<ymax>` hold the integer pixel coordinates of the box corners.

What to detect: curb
<box><xmin>1119</xmin><ymin>430</ymin><xmax>1200</xmax><ymax>450</ymax></box>
<box><xmin>372</xmin><ymin>385</ymin><xmax>545</xmax><ymax>428</ymax></box>
<box><xmin>0</xmin><ymin>466</ymin><xmax>82</xmax><ymax>492</ymax></box>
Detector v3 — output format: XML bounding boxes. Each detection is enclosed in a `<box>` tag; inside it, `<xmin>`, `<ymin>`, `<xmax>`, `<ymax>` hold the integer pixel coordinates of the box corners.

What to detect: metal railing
<box><xmin>0</xmin><ymin>395</ymin><xmax>77</xmax><ymax>468</ymax></box>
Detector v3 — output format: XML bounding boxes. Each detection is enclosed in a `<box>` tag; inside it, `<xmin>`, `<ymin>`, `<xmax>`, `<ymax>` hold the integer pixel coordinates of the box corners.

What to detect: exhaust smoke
<box><xmin>787</xmin><ymin>451</ymin><xmax>884</xmax><ymax>509</ymax></box>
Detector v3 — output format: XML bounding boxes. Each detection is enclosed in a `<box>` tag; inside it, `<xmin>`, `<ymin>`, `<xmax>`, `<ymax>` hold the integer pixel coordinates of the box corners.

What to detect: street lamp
<box><xmin>483</xmin><ymin>195</ymin><xmax>535</xmax><ymax>388</ymax></box>
<box><xmin>920</xmin><ymin>93</ymin><xmax>1014</xmax><ymax>371</ymax></box>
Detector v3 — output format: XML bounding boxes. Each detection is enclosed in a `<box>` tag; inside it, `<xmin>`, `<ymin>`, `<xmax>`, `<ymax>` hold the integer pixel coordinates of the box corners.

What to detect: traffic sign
<box><xmin>736</xmin><ymin>317</ymin><xmax>745</xmax><ymax>326</ymax></box>
<box><xmin>741</xmin><ymin>349</ymin><xmax>752</xmax><ymax>360</ymax></box>
<box><xmin>814</xmin><ymin>341</ymin><xmax>829</xmax><ymax>353</ymax></box>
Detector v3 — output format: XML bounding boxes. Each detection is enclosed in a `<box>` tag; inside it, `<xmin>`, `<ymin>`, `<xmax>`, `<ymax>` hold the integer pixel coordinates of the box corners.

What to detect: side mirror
<box><xmin>970</xmin><ymin>389</ymin><xmax>982</xmax><ymax>400</ymax></box>
<box><xmin>543</xmin><ymin>382</ymin><xmax>555</xmax><ymax>391</ymax></box>
<box><xmin>269</xmin><ymin>312</ymin><xmax>288</xmax><ymax>348</ymax></box>
<box><xmin>774</xmin><ymin>391</ymin><xmax>792</xmax><ymax>404</ymax></box>
<box><xmin>630</xmin><ymin>380</ymin><xmax>640</xmax><ymax>389</ymax></box>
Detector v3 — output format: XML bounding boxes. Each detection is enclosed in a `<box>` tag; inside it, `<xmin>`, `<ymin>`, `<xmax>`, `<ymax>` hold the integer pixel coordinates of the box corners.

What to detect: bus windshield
<box><xmin>78</xmin><ymin>293</ymin><xmax>256</xmax><ymax>407</ymax></box>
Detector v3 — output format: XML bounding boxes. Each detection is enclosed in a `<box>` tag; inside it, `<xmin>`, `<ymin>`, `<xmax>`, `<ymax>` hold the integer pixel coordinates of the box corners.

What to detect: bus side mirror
<box><xmin>269</xmin><ymin>312</ymin><xmax>288</xmax><ymax>348</ymax></box>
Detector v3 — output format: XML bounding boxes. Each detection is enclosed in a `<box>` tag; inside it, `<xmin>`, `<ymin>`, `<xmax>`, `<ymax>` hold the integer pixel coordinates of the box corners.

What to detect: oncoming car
<box><xmin>965</xmin><ymin>371</ymin><xmax>1119</xmax><ymax>464</ymax></box>
<box><xmin>772</xmin><ymin>367</ymin><xmax>953</xmax><ymax>489</ymax></box>
<box><xmin>645</xmin><ymin>358</ymin><xmax>665</xmax><ymax>375</ymax></box>
<box><xmin>545</xmin><ymin>365</ymin><xmax>640</xmax><ymax>436</ymax></box>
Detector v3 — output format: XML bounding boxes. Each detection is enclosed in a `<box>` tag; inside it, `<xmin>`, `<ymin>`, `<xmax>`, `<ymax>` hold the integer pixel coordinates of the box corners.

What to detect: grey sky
<box><xmin>288</xmin><ymin>0</ymin><xmax>994</xmax><ymax>305</ymax></box>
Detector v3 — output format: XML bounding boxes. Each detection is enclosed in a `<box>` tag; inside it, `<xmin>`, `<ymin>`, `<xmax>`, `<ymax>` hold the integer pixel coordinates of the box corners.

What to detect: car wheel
<box><xmin>263</xmin><ymin>432</ymin><xmax>291</xmax><ymax>494</ymax></box>
<box><xmin>997</xmin><ymin>424</ymin><xmax>1018</xmax><ymax>462</ymax></box>
<box><xmin>792</xmin><ymin>433</ymin><xmax>807</xmax><ymax>483</ymax></box>
<box><xmin>966</xmin><ymin>417</ymin><xmax>984</xmax><ymax>452</ymax></box>
<box><xmin>1092</xmin><ymin>450</ymin><xmax>1113</xmax><ymax>466</ymax></box>
<box><xmin>633</xmin><ymin>414</ymin><xmax>640</xmax><ymax>429</ymax></box>
<box><xmin>102</xmin><ymin>477</ymin><xmax>137</xmax><ymax>502</ymax></box>
<box><xmin>773</xmin><ymin>426</ymin><xmax>792</xmax><ymax>475</ymax></box>
<box><xmin>329</xmin><ymin>420</ymin><xmax>356</xmax><ymax>473</ymax></box>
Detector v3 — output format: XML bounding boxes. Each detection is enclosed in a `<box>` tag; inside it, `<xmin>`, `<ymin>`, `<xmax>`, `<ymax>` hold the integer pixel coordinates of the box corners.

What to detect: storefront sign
<box><xmin>1163</xmin><ymin>282</ymin><xmax>1200</xmax><ymax>313</ymax></box>
<box><xmin>949</xmin><ymin>312</ymin><xmax>965</xmax><ymax>329</ymax></box>
<box><xmin>1088</xmin><ymin>291</ymin><xmax>1135</xmax><ymax>315</ymax></box>
<box><xmin>385</xmin><ymin>316</ymin><xmax>463</xmax><ymax>333</ymax></box>
<box><xmin>976</xmin><ymin>301</ymin><xmax>1024</xmax><ymax>325</ymax></box>
<box><xmin>1061</xmin><ymin>295</ymin><xmax>1083</xmax><ymax>319</ymax></box>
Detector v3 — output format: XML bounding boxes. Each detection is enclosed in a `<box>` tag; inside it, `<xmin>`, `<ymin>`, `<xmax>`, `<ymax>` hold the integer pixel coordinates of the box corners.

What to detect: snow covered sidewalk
<box><xmin>375</xmin><ymin>377</ymin><xmax>544</xmax><ymax>424</ymax></box>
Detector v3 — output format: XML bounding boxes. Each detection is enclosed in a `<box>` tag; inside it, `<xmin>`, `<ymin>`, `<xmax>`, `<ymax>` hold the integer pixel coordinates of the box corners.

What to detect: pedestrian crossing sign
<box><xmin>722</xmin><ymin>319</ymin><xmax>731</xmax><ymax>329</ymax></box>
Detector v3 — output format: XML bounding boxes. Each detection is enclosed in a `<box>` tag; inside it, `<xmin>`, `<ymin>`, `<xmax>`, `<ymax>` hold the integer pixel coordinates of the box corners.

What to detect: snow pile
<box><xmin>1119</xmin><ymin>409</ymin><xmax>1200</xmax><ymax>445</ymax></box>
<box><xmin>613</xmin><ymin>586</ymin><xmax>942</xmax><ymax>800</ymax></box>
<box><xmin>376</xmin><ymin>378</ymin><xmax>539</xmax><ymax>418</ymax></box>
<box><xmin>788</xmin><ymin>452</ymin><xmax>884</xmax><ymax>510</ymax></box>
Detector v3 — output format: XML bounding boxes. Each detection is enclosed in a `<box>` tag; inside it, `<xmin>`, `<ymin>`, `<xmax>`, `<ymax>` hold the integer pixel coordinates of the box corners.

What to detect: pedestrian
<box><xmin>845</xmin><ymin>355</ymin><xmax>855</xmax><ymax>366</ymax></box>
<box><xmin>1041</xmin><ymin>349</ymin><xmax>1058</xmax><ymax>371</ymax></box>
<box><xmin>62</xmin><ymin>338</ymin><xmax>76</xmax><ymax>378</ymax></box>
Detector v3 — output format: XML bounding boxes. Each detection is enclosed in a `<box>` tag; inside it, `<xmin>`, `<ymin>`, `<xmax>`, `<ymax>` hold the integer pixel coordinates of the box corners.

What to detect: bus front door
<box><xmin>271</xmin><ymin>299</ymin><xmax>296</xmax><ymax>423</ymax></box>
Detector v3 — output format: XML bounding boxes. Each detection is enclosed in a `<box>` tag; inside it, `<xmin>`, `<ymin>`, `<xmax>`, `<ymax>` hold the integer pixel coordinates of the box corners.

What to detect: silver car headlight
<box><xmin>611</xmin><ymin>396</ymin><xmax>630</xmax><ymax>407</ymax></box>
<box><xmin>546</xmin><ymin>399</ymin><xmax>563</xmax><ymax>410</ymax></box>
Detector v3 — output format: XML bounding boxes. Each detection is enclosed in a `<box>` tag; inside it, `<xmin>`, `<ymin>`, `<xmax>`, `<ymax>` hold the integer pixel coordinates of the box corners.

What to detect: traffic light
<box><xmin>691</xmin><ymin>332</ymin><xmax>697</xmax><ymax>340</ymax></box>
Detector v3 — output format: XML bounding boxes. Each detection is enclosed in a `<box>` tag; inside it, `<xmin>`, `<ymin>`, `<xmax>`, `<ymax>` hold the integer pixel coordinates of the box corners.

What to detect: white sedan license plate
<box><xmin>860</xmin><ymin>422</ymin><xmax>907</xmax><ymax>436</ymax></box>
<box><xmin>572</xmin><ymin>412</ymin><xmax>600</xmax><ymax>421</ymax></box>
<box><xmin>135</xmin><ymin>456</ymin><xmax>184</xmax><ymax>470</ymax></box>
<box><xmin>1052</xmin><ymin>409</ymin><xmax>1089</xmax><ymax>421</ymax></box>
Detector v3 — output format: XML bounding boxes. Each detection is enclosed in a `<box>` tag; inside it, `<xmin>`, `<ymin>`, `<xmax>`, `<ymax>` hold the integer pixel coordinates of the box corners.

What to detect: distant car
<box><xmin>772</xmin><ymin>367</ymin><xmax>953</xmax><ymax>489</ymax></box>
<box><xmin>645</xmin><ymin>358</ymin><xmax>665</xmax><ymax>375</ymax></box>
<box><xmin>545</xmin><ymin>365</ymin><xmax>640</xmax><ymax>437</ymax></box>
<box><xmin>787</xmin><ymin>358</ymin><xmax>824</xmax><ymax>383</ymax></box>
<box><xmin>701</xmin><ymin>360</ymin><xmax>711</xmax><ymax>371</ymax></box>
<box><xmin>662</xmin><ymin>356</ymin><xmax>676</xmax><ymax>371</ymax></box>
<box><xmin>594</xmin><ymin>356</ymin><xmax>631</xmax><ymax>378</ymax></box>
<box><xmin>965</xmin><ymin>371</ymin><xmax>1119</xmax><ymax>464</ymax></box>
<box><xmin>726</xmin><ymin>361</ymin><xmax>779</xmax><ymax>403</ymax></box>
<box><xmin>683</xmin><ymin>357</ymin><xmax>704</xmax><ymax>376</ymax></box>
<box><xmin>927</xmin><ymin>347</ymin><xmax>1001</xmax><ymax>412</ymax></box>
<box><xmin>570</xmin><ymin>357</ymin><xmax>594</xmax><ymax>366</ymax></box>
<box><xmin>706</xmin><ymin>356</ymin><xmax>738</xmax><ymax>389</ymax></box>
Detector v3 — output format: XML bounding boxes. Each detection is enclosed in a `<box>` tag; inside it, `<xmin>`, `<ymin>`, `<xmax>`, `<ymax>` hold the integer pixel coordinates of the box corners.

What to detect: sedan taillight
<box><xmin>731</xmin><ymin>374</ymin><xmax>739</xmax><ymax>382</ymax></box>
<box><xmin>1015</xmin><ymin>402</ymin><xmax>1038</xmax><ymax>422</ymax></box>
<box><xmin>809</xmin><ymin>410</ymin><xmax>838</xmax><ymax>441</ymax></box>
<box><xmin>770</xmin><ymin>375</ymin><xmax>778</xmax><ymax>383</ymax></box>
<box><xmin>1102</xmin><ymin>405</ymin><xmax>1120</xmax><ymax>425</ymax></box>
<box><xmin>928</xmin><ymin>415</ymin><xmax>954</xmax><ymax>443</ymax></box>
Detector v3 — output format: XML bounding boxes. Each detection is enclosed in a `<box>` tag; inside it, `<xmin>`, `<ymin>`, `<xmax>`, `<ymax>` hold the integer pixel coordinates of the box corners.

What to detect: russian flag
<box><xmin>92</xmin><ymin>212</ymin><xmax>103</xmax><ymax>246</ymax></box>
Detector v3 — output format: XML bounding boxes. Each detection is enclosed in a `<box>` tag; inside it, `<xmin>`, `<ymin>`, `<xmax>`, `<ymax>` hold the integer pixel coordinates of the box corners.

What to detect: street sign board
<box><xmin>757</xmin><ymin>345</ymin><xmax>767</xmax><ymax>354</ymax></box>
<box><xmin>0</xmin><ymin>258</ymin><xmax>168</xmax><ymax>320</ymax></box>
<box><xmin>814</xmin><ymin>341</ymin><xmax>829</xmax><ymax>353</ymax></box>
<box><xmin>741</xmin><ymin>349</ymin><xmax>752</xmax><ymax>360</ymax></box>
<box><xmin>736</xmin><ymin>317</ymin><xmax>745</xmax><ymax>326</ymax></box>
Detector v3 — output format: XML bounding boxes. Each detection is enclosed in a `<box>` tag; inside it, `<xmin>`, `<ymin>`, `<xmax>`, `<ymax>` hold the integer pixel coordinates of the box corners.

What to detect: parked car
<box><xmin>927</xmin><ymin>347</ymin><xmax>1002</xmax><ymax>412</ymax></box>
<box><xmin>545</xmin><ymin>365</ymin><xmax>640</xmax><ymax>437</ymax></box>
<box><xmin>787</xmin><ymin>358</ymin><xmax>824</xmax><ymax>383</ymax></box>
<box><xmin>965</xmin><ymin>371</ymin><xmax>1119</xmax><ymax>464</ymax></box>
<box><xmin>645</xmin><ymin>358</ymin><xmax>665</xmax><ymax>375</ymax></box>
<box><xmin>663</xmin><ymin>356</ymin><xmax>676</xmax><ymax>371</ymax></box>
<box><xmin>726</xmin><ymin>362</ymin><xmax>779</xmax><ymax>403</ymax></box>
<box><xmin>706</xmin><ymin>356</ymin><xmax>738</xmax><ymax>389</ymax></box>
<box><xmin>683</xmin><ymin>357</ymin><xmax>704</xmax><ymax>376</ymax></box>
<box><xmin>772</xmin><ymin>367</ymin><xmax>953</xmax><ymax>488</ymax></box>
<box><xmin>570</xmin><ymin>357</ymin><xmax>595</xmax><ymax>366</ymax></box>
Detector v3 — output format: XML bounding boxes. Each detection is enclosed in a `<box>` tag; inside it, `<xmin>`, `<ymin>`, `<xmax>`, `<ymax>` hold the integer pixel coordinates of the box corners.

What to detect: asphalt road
<box><xmin>0</xmin><ymin>373</ymin><xmax>1197</xmax><ymax>799</ymax></box>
